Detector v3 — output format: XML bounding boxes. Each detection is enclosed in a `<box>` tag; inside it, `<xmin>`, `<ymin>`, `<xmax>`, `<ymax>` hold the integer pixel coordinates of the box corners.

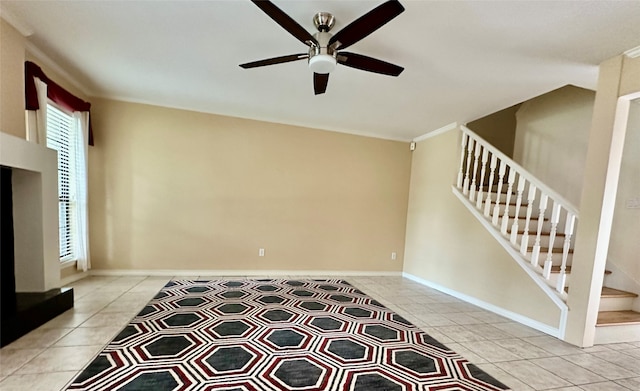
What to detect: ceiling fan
<box><xmin>240</xmin><ymin>0</ymin><xmax>405</xmax><ymax>95</ymax></box>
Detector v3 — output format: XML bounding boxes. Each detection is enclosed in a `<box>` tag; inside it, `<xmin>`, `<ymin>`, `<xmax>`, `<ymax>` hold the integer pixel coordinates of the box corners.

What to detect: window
<box><xmin>45</xmin><ymin>103</ymin><xmax>77</xmax><ymax>262</ymax></box>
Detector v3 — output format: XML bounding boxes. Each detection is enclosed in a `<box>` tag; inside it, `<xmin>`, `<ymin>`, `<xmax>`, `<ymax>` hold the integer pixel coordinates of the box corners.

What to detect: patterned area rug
<box><xmin>65</xmin><ymin>279</ymin><xmax>510</xmax><ymax>390</ymax></box>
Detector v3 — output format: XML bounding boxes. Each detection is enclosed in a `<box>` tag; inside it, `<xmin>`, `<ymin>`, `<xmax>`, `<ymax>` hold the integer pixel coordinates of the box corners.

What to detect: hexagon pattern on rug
<box><xmin>65</xmin><ymin>279</ymin><xmax>510</xmax><ymax>390</ymax></box>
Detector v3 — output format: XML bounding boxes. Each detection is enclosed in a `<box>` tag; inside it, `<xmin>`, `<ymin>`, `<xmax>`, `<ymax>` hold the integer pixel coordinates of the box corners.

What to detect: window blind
<box><xmin>46</xmin><ymin>104</ymin><xmax>75</xmax><ymax>261</ymax></box>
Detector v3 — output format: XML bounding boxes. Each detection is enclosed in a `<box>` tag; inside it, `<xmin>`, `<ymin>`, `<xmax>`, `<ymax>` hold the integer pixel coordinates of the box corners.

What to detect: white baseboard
<box><xmin>89</xmin><ymin>269</ymin><xmax>403</xmax><ymax>278</ymax></box>
<box><xmin>403</xmin><ymin>272</ymin><xmax>564</xmax><ymax>339</ymax></box>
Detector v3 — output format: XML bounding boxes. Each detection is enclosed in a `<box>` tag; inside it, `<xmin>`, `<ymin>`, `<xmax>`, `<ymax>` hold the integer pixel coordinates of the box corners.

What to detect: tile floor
<box><xmin>1</xmin><ymin>275</ymin><xmax>639</xmax><ymax>390</ymax></box>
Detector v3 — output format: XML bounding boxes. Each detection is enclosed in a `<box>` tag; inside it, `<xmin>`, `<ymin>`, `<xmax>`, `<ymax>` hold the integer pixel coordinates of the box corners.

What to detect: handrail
<box><xmin>454</xmin><ymin>125</ymin><xmax>580</xmax><ymax>301</ymax></box>
<box><xmin>460</xmin><ymin>125</ymin><xmax>579</xmax><ymax>217</ymax></box>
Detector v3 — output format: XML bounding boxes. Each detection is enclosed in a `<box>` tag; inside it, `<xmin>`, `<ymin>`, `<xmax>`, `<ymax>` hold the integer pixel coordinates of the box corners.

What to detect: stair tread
<box><xmin>550</xmin><ymin>265</ymin><xmax>612</xmax><ymax>275</ymax></box>
<box><xmin>597</xmin><ymin>310</ymin><xmax>640</xmax><ymax>326</ymax></box>
<box><xmin>565</xmin><ymin>286</ymin><xmax>638</xmax><ymax>297</ymax></box>
<box><xmin>601</xmin><ymin>286</ymin><xmax>639</xmax><ymax>298</ymax></box>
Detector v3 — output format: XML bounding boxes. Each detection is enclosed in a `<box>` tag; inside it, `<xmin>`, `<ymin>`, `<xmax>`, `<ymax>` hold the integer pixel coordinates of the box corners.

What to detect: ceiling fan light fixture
<box><xmin>308</xmin><ymin>54</ymin><xmax>337</xmax><ymax>74</ymax></box>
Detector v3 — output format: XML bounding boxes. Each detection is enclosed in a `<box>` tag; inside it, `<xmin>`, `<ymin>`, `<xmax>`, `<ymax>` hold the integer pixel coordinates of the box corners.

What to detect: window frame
<box><xmin>45</xmin><ymin>100</ymin><xmax>78</xmax><ymax>263</ymax></box>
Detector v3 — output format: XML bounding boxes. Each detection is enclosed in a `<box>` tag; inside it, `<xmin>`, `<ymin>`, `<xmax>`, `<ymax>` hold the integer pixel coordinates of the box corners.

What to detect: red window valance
<box><xmin>25</xmin><ymin>61</ymin><xmax>94</xmax><ymax>145</ymax></box>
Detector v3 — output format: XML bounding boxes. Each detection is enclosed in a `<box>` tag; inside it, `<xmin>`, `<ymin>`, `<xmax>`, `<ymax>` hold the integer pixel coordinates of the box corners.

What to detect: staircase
<box><xmin>453</xmin><ymin>125</ymin><xmax>640</xmax><ymax>344</ymax></box>
<box><xmin>595</xmin><ymin>288</ymin><xmax>640</xmax><ymax>344</ymax></box>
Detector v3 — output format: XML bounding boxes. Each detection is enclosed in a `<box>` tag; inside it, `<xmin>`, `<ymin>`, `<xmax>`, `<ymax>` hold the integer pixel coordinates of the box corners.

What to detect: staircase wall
<box><xmin>403</xmin><ymin>128</ymin><xmax>562</xmax><ymax>330</ymax></box>
<box><xmin>467</xmin><ymin>103</ymin><xmax>520</xmax><ymax>158</ymax></box>
<box><xmin>607</xmin><ymin>99</ymin><xmax>640</xmax><ymax>311</ymax></box>
<box><xmin>513</xmin><ymin>85</ymin><xmax>595</xmax><ymax>207</ymax></box>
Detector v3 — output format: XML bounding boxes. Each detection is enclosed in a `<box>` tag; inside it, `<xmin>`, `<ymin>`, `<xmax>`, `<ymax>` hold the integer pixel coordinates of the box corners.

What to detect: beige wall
<box><xmin>0</xmin><ymin>19</ymin><xmax>26</xmax><ymax>137</ymax></box>
<box><xmin>403</xmin><ymin>129</ymin><xmax>561</xmax><ymax>328</ymax></box>
<box><xmin>89</xmin><ymin>98</ymin><xmax>411</xmax><ymax>272</ymax></box>
<box><xmin>513</xmin><ymin>86</ymin><xmax>595</xmax><ymax>207</ymax></box>
<box><xmin>467</xmin><ymin>103</ymin><xmax>520</xmax><ymax>158</ymax></box>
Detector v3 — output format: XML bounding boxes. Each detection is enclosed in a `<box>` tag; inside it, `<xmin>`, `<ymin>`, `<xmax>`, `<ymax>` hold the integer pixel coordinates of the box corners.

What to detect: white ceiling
<box><xmin>2</xmin><ymin>1</ymin><xmax>640</xmax><ymax>141</ymax></box>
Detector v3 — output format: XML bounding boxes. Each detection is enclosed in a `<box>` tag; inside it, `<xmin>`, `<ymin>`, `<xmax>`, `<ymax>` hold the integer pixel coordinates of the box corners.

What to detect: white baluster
<box><xmin>463</xmin><ymin>139</ymin><xmax>474</xmax><ymax>196</ymax></box>
<box><xmin>492</xmin><ymin>160</ymin><xmax>506</xmax><ymax>226</ymax></box>
<box><xmin>476</xmin><ymin>148</ymin><xmax>489</xmax><ymax>209</ymax></box>
<box><xmin>530</xmin><ymin>194</ymin><xmax>548</xmax><ymax>268</ymax></box>
<box><xmin>484</xmin><ymin>154</ymin><xmax>498</xmax><ymax>217</ymax></box>
<box><xmin>522</xmin><ymin>184</ymin><xmax>537</xmax><ymax>256</ymax></box>
<box><xmin>543</xmin><ymin>203</ymin><xmax>562</xmax><ymax>279</ymax></box>
<box><xmin>501</xmin><ymin>169</ymin><xmax>516</xmax><ymax>235</ymax></box>
<box><xmin>469</xmin><ymin>142</ymin><xmax>482</xmax><ymax>202</ymax></box>
<box><xmin>556</xmin><ymin>213</ymin><xmax>576</xmax><ymax>294</ymax></box>
<box><xmin>510</xmin><ymin>175</ymin><xmax>526</xmax><ymax>245</ymax></box>
<box><xmin>456</xmin><ymin>132</ymin><xmax>468</xmax><ymax>189</ymax></box>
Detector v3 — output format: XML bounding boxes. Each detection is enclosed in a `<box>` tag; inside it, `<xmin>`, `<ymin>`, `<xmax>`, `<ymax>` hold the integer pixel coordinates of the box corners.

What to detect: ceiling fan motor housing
<box><xmin>308</xmin><ymin>31</ymin><xmax>336</xmax><ymax>74</ymax></box>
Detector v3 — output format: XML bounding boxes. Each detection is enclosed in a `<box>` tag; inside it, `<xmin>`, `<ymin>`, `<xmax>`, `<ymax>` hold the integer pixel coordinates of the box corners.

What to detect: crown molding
<box><xmin>0</xmin><ymin>6</ymin><xmax>33</xmax><ymax>37</ymax></box>
<box><xmin>624</xmin><ymin>45</ymin><xmax>640</xmax><ymax>59</ymax></box>
<box><xmin>25</xmin><ymin>41</ymin><xmax>93</xmax><ymax>97</ymax></box>
<box><xmin>412</xmin><ymin>122</ymin><xmax>458</xmax><ymax>143</ymax></box>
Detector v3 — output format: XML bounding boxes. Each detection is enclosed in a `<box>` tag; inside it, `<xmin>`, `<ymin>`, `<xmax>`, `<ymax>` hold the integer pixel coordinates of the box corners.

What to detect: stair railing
<box><xmin>454</xmin><ymin>125</ymin><xmax>579</xmax><ymax>300</ymax></box>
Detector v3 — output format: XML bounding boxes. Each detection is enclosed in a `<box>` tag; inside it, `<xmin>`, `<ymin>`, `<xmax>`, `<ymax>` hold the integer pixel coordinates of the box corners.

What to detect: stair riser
<box><xmin>594</xmin><ymin>323</ymin><xmax>640</xmax><ymax>344</ymax></box>
<box><xmin>516</xmin><ymin>234</ymin><xmax>569</xmax><ymax>249</ymax></box>
<box><xmin>599</xmin><ymin>297</ymin><xmax>636</xmax><ymax>312</ymax></box>
<box><xmin>522</xmin><ymin>218</ymin><xmax>554</xmax><ymax>233</ymax></box>
<box><xmin>529</xmin><ymin>252</ymin><xmax>572</xmax><ymax>267</ymax></box>
<box><xmin>474</xmin><ymin>210</ymin><xmax>554</xmax><ymax>232</ymax></box>
<box><xmin>474</xmin><ymin>196</ymin><xmax>528</xmax><ymax>215</ymax></box>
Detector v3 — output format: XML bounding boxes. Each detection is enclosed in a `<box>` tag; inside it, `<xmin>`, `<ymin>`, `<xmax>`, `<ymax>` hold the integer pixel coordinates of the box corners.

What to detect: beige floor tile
<box><xmin>592</xmin><ymin>350</ymin><xmax>640</xmax><ymax>375</ymax></box>
<box><xmin>15</xmin><ymin>345</ymin><xmax>102</xmax><ymax>374</ymax></box>
<box><xmin>523</xmin><ymin>335</ymin><xmax>584</xmax><ymax>356</ymax></box>
<box><xmin>492</xmin><ymin>322</ymin><xmax>544</xmax><ymax>338</ymax></box>
<box><xmin>580</xmin><ymin>344</ymin><xmax>613</xmax><ymax>353</ymax></box>
<box><xmin>470</xmin><ymin>323</ymin><xmax>515</xmax><ymax>340</ymax></box>
<box><xmin>442</xmin><ymin>312</ymin><xmax>485</xmax><ymax>325</ymax></box>
<box><xmin>579</xmin><ymin>381</ymin><xmax>634</xmax><ymax>391</ymax></box>
<box><xmin>614</xmin><ymin>376</ymin><xmax>640</xmax><ymax>390</ymax></box>
<box><xmin>494</xmin><ymin>360</ymin><xmax>572</xmax><ymax>389</ymax></box>
<box><xmin>5</xmin><ymin>274</ymin><xmax>640</xmax><ymax>391</ymax></box>
<box><xmin>39</xmin><ymin>310</ymin><xmax>95</xmax><ymax>329</ymax></box>
<box><xmin>561</xmin><ymin>353</ymin><xmax>638</xmax><ymax>380</ymax></box>
<box><xmin>460</xmin><ymin>340</ymin><xmax>522</xmax><ymax>362</ymax></box>
<box><xmin>413</xmin><ymin>313</ymin><xmax>457</xmax><ymax>327</ymax></box>
<box><xmin>71</xmin><ymin>297</ymin><xmax>113</xmax><ymax>314</ymax></box>
<box><xmin>605</xmin><ymin>343</ymin><xmax>638</xmax><ymax>351</ymax></box>
<box><xmin>445</xmin><ymin>342</ymin><xmax>488</xmax><ymax>364</ymax></box>
<box><xmin>617</xmin><ymin>347</ymin><xmax>640</xmax><ymax>359</ymax></box>
<box><xmin>474</xmin><ymin>363</ymin><xmax>534</xmax><ymax>391</ymax></box>
<box><xmin>53</xmin><ymin>326</ymin><xmax>122</xmax><ymax>347</ymax></box>
<box><xmin>419</xmin><ymin>328</ymin><xmax>454</xmax><ymax>344</ymax></box>
<box><xmin>0</xmin><ymin>348</ymin><xmax>43</xmax><ymax>376</ymax></box>
<box><xmin>529</xmin><ymin>356</ymin><xmax>606</xmax><ymax>385</ymax></box>
<box><xmin>0</xmin><ymin>371</ymin><xmax>77</xmax><ymax>391</ymax></box>
<box><xmin>3</xmin><ymin>328</ymin><xmax>73</xmax><ymax>349</ymax></box>
<box><xmin>79</xmin><ymin>311</ymin><xmax>137</xmax><ymax>328</ymax></box>
<box><xmin>433</xmin><ymin>325</ymin><xmax>486</xmax><ymax>342</ymax></box>
<box><xmin>492</xmin><ymin>338</ymin><xmax>553</xmax><ymax>359</ymax></box>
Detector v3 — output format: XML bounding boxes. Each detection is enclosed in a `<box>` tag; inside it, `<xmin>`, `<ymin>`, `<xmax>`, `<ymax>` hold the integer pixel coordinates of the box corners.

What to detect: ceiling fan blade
<box><xmin>240</xmin><ymin>53</ymin><xmax>309</xmax><ymax>69</ymax></box>
<box><xmin>329</xmin><ymin>0</ymin><xmax>404</xmax><ymax>50</ymax></box>
<box><xmin>250</xmin><ymin>0</ymin><xmax>318</xmax><ymax>47</ymax></box>
<box><xmin>337</xmin><ymin>52</ymin><xmax>404</xmax><ymax>76</ymax></box>
<box><xmin>314</xmin><ymin>73</ymin><xmax>329</xmax><ymax>95</ymax></box>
